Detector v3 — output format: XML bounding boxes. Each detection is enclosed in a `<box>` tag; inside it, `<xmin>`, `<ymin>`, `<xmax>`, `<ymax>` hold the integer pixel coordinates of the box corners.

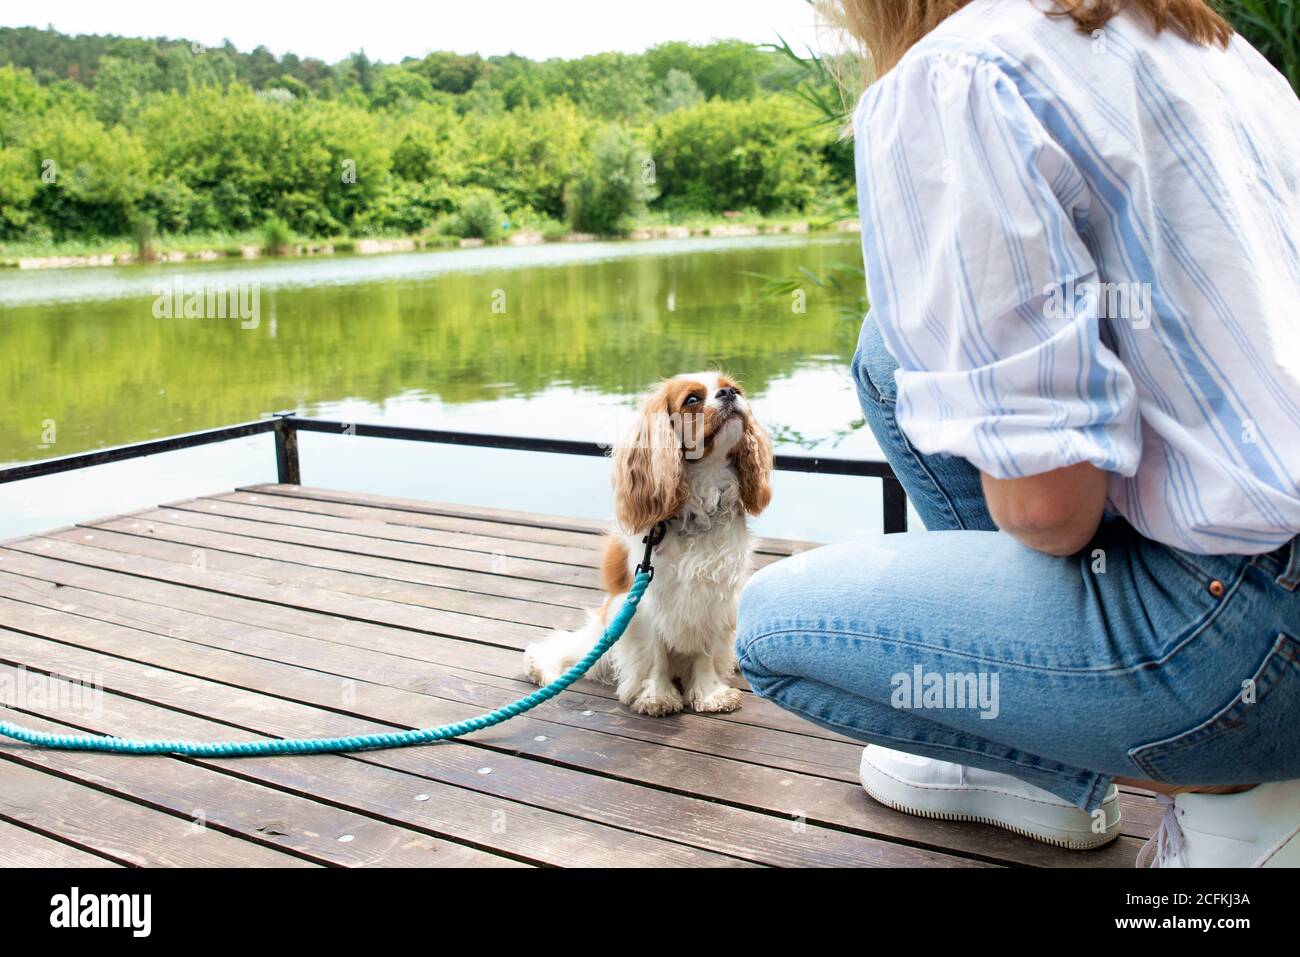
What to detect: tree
<box><xmin>464</xmin><ymin>99</ymin><xmax>588</xmax><ymax>217</ymax></box>
<box><xmin>644</xmin><ymin>40</ymin><xmax>773</xmax><ymax>100</ymax></box>
<box><xmin>24</xmin><ymin>110</ymin><xmax>150</xmax><ymax>237</ymax></box>
<box><xmin>407</xmin><ymin>51</ymin><xmax>488</xmax><ymax>94</ymax></box>
<box><xmin>655</xmin><ymin>69</ymin><xmax>703</xmax><ymax>114</ymax></box>
<box><xmin>0</xmin><ymin>64</ymin><xmax>48</xmax><ymax>142</ymax></box>
<box><xmin>0</xmin><ymin>145</ymin><xmax>38</xmax><ymax>234</ymax></box>
<box><xmin>349</xmin><ymin>49</ymin><xmax>375</xmax><ymax>95</ymax></box>
<box><xmin>369</xmin><ymin>65</ymin><xmax>434</xmax><ymax>109</ymax></box>
<box><xmin>540</xmin><ymin>52</ymin><xmax>653</xmax><ymax>121</ymax></box>
<box><xmin>92</xmin><ymin>54</ymin><xmax>157</xmax><ymax>125</ymax></box>
<box><xmin>566</xmin><ymin>124</ymin><xmax>655</xmax><ymax>234</ymax></box>
<box><xmin>650</xmin><ymin>96</ymin><xmax>830</xmax><ymax>213</ymax></box>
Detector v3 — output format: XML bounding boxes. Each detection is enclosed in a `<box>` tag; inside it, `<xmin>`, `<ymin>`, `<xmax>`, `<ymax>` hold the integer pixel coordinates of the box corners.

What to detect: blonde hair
<box><xmin>824</xmin><ymin>0</ymin><xmax>1233</xmax><ymax>87</ymax></box>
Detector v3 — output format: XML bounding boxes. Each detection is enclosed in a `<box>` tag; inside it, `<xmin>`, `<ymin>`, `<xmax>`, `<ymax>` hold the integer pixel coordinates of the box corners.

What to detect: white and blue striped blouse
<box><xmin>854</xmin><ymin>0</ymin><xmax>1300</xmax><ymax>554</ymax></box>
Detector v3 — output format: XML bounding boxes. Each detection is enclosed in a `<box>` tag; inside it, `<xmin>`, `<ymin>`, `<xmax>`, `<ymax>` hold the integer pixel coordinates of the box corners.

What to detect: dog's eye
<box><xmin>683</xmin><ymin>395</ymin><xmax>701</xmax><ymax>406</ymax></box>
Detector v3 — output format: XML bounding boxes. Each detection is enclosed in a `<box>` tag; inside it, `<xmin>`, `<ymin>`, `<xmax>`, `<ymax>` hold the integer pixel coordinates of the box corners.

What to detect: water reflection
<box><xmin>2</xmin><ymin>234</ymin><xmax>895</xmax><ymax>541</ymax></box>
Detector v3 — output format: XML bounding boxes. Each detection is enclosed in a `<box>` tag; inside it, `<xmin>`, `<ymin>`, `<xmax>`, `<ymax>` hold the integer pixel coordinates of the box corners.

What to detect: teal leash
<box><xmin>0</xmin><ymin>523</ymin><xmax>667</xmax><ymax>757</ymax></box>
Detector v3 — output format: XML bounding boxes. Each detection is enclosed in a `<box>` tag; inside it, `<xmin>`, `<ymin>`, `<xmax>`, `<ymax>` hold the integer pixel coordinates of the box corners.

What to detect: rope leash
<box><xmin>0</xmin><ymin>523</ymin><xmax>668</xmax><ymax>757</ymax></box>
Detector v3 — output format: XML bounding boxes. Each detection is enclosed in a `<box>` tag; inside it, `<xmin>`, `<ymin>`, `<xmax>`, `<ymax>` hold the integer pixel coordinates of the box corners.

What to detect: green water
<box><xmin>1</xmin><ymin>234</ymin><xmax>888</xmax><ymax>541</ymax></box>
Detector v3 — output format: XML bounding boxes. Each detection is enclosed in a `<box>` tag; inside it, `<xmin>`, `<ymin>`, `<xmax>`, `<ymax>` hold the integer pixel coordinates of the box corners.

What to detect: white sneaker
<box><xmin>859</xmin><ymin>745</ymin><xmax>1121</xmax><ymax>849</ymax></box>
<box><xmin>1137</xmin><ymin>780</ymin><xmax>1300</xmax><ymax>868</ymax></box>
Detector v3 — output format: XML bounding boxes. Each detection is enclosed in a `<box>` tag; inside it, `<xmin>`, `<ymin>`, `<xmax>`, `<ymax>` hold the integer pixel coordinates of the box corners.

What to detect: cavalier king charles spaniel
<box><xmin>524</xmin><ymin>371</ymin><xmax>773</xmax><ymax>716</ymax></box>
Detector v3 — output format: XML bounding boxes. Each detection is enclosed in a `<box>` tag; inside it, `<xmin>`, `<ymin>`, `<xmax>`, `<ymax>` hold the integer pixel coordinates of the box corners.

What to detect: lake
<box><xmin>0</xmin><ymin>233</ymin><xmax>897</xmax><ymax>543</ymax></box>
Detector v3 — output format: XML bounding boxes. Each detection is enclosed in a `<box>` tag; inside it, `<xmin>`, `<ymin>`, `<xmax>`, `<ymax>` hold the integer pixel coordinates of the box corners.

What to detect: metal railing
<box><xmin>0</xmin><ymin>413</ymin><xmax>908</xmax><ymax>533</ymax></box>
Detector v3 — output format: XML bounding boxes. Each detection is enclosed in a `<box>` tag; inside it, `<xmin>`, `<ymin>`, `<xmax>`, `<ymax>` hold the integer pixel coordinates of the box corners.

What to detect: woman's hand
<box><xmin>981</xmin><ymin>462</ymin><xmax>1108</xmax><ymax>557</ymax></box>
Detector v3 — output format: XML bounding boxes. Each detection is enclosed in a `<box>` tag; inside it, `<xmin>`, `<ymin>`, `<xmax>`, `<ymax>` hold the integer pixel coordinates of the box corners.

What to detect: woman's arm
<box><xmin>981</xmin><ymin>463</ymin><xmax>1108</xmax><ymax>557</ymax></box>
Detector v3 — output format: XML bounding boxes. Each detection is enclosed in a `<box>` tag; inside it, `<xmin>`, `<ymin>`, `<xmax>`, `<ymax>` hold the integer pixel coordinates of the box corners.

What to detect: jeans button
<box><xmin>1207</xmin><ymin>579</ymin><xmax>1225</xmax><ymax>598</ymax></box>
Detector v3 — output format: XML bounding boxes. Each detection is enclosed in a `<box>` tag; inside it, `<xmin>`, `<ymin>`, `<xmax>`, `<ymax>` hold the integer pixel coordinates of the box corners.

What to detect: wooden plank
<box><xmin>0</xmin><ymin>755</ymin><xmax>315</xmax><ymax>867</ymax></box>
<box><xmin>82</xmin><ymin>512</ymin><xmax>597</xmax><ymax>609</ymax></box>
<box><xmin>0</xmin><ymin>602</ymin><xmax>1131</xmax><ymax>866</ymax></box>
<box><xmin>0</xmin><ymin>632</ymin><xmax>947</xmax><ymax>867</ymax></box>
<box><xmin>0</xmin><ymin>818</ymin><xmax>120</xmax><ymax>867</ymax></box>
<box><xmin>238</xmin><ymin>483</ymin><xmax>618</xmax><ymax>536</ymax></box>
<box><xmin>1</xmin><ymin>702</ymin><xmax>520</xmax><ymax>868</ymax></box>
<box><xmin>123</xmin><ymin>505</ymin><xmax>604</xmax><ymax>591</ymax></box>
<box><xmin>215</xmin><ymin>489</ymin><xmax>822</xmax><ymax>561</ymax></box>
<box><xmin>67</xmin><ymin>521</ymin><xmax>584</xmax><ymax>630</ymax></box>
<box><xmin>219</xmin><ymin>489</ymin><xmax>615</xmax><ymax>550</ymax></box>
<box><xmin>172</xmin><ymin>497</ymin><xmax>603</xmax><ymax>569</ymax></box>
<box><xmin>3</xmin><ymin>537</ymin><xmax>550</xmax><ymax>648</ymax></box>
<box><xmin>240</xmin><ymin>484</ymin><xmax>820</xmax><ymax>556</ymax></box>
<box><xmin>0</xmin><ymin>557</ymin><xmax>556</xmax><ymax>682</ymax></box>
<box><xmin>0</xmin><ymin>568</ymin><xmax>533</xmax><ymax>688</ymax></box>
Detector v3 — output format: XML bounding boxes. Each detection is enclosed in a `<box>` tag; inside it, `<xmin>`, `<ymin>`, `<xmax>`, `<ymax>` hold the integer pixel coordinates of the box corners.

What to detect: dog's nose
<box><xmin>715</xmin><ymin>387</ymin><xmax>739</xmax><ymax>400</ymax></box>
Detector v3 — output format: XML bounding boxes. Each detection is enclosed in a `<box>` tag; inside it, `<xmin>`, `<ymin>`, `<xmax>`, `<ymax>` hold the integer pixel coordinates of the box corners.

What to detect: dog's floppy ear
<box><xmin>732</xmin><ymin>413</ymin><xmax>773</xmax><ymax>517</ymax></box>
<box><xmin>612</xmin><ymin>384</ymin><xmax>687</xmax><ymax>534</ymax></box>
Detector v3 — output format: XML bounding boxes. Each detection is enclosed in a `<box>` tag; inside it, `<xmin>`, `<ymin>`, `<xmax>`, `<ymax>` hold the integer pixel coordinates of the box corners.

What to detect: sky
<box><xmin>1</xmin><ymin>0</ymin><xmax>827</xmax><ymax>62</ymax></box>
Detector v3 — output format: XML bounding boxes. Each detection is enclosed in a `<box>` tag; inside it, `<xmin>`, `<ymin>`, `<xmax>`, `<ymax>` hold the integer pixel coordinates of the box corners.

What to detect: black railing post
<box><xmin>882</xmin><ymin>476</ymin><xmax>908</xmax><ymax>534</ymax></box>
<box><xmin>273</xmin><ymin>412</ymin><xmax>301</xmax><ymax>485</ymax></box>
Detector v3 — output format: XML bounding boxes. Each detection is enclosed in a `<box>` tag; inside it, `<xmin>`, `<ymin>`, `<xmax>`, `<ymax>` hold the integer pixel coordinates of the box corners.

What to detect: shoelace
<box><xmin>1136</xmin><ymin>793</ymin><xmax>1186</xmax><ymax>867</ymax></box>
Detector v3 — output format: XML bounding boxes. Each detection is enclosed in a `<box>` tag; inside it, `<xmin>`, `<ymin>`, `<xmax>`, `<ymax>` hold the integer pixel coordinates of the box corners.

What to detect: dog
<box><xmin>523</xmin><ymin>371</ymin><xmax>773</xmax><ymax>715</ymax></box>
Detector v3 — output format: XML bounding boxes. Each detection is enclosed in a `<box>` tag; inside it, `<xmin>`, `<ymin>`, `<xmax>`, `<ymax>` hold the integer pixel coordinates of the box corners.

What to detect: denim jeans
<box><xmin>736</xmin><ymin>314</ymin><xmax>1300</xmax><ymax>811</ymax></box>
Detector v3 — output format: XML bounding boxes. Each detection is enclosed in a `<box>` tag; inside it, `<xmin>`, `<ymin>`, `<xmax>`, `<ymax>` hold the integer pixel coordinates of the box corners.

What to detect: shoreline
<box><xmin>2</xmin><ymin>219</ymin><xmax>860</xmax><ymax>271</ymax></box>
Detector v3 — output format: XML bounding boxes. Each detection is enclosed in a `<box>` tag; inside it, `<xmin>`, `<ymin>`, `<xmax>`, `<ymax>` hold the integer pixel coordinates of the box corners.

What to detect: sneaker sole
<box><xmin>861</xmin><ymin>758</ymin><xmax>1121</xmax><ymax>851</ymax></box>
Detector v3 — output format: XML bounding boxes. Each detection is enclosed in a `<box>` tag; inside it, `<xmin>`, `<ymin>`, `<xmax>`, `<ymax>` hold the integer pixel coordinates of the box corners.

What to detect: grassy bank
<box><xmin>0</xmin><ymin>211</ymin><xmax>859</xmax><ymax>270</ymax></box>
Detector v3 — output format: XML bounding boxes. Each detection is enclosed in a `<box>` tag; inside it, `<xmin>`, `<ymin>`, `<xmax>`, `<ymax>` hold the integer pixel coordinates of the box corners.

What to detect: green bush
<box><xmin>422</xmin><ymin>233</ymin><xmax>460</xmax><ymax>249</ymax></box>
<box><xmin>129</xmin><ymin>212</ymin><xmax>156</xmax><ymax>260</ymax></box>
<box><xmin>449</xmin><ymin>189</ymin><xmax>503</xmax><ymax>242</ymax></box>
<box><xmin>565</xmin><ymin>124</ymin><xmax>656</xmax><ymax>235</ymax></box>
<box><xmin>261</xmin><ymin>216</ymin><xmax>295</xmax><ymax>254</ymax></box>
<box><xmin>541</xmin><ymin>220</ymin><xmax>570</xmax><ymax>242</ymax></box>
<box><xmin>649</xmin><ymin>96</ymin><xmax>833</xmax><ymax>214</ymax></box>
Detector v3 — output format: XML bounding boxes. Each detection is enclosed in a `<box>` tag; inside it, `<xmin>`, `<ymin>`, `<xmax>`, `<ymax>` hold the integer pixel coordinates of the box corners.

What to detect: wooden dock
<box><xmin>0</xmin><ymin>484</ymin><xmax>1156</xmax><ymax>867</ymax></box>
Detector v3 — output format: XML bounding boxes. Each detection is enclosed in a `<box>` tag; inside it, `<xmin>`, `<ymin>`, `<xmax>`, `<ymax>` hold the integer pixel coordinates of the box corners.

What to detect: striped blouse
<box><xmin>854</xmin><ymin>0</ymin><xmax>1300</xmax><ymax>554</ymax></box>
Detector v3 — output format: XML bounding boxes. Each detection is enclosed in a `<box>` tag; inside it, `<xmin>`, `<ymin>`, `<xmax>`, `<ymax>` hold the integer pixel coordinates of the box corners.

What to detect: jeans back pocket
<box><xmin>1128</xmin><ymin>633</ymin><xmax>1300</xmax><ymax>784</ymax></box>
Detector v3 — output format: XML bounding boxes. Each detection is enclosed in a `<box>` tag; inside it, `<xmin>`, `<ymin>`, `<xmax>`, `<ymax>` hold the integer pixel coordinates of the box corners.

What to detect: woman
<box><xmin>736</xmin><ymin>0</ymin><xmax>1300</xmax><ymax>868</ymax></box>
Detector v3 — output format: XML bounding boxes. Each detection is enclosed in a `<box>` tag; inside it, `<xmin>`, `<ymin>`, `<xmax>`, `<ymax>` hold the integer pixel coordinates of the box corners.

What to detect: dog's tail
<box><xmin>523</xmin><ymin>610</ymin><xmax>616</xmax><ymax>687</ymax></box>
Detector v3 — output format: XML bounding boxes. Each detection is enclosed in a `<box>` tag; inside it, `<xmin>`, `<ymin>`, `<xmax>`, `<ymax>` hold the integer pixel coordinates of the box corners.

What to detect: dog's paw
<box><xmin>523</xmin><ymin>645</ymin><xmax>558</xmax><ymax>687</ymax></box>
<box><xmin>627</xmin><ymin>683</ymin><xmax>684</xmax><ymax>717</ymax></box>
<box><xmin>690</xmin><ymin>685</ymin><xmax>743</xmax><ymax>713</ymax></box>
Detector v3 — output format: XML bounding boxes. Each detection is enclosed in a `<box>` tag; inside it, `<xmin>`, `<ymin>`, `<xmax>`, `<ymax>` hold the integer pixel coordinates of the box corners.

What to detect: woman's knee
<box><xmin>735</xmin><ymin>559</ymin><xmax>804</xmax><ymax>683</ymax></box>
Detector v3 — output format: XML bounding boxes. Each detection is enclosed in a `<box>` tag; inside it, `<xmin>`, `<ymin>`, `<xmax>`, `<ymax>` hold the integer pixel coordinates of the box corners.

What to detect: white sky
<box><xmin>2</xmin><ymin>0</ymin><xmax>825</xmax><ymax>62</ymax></box>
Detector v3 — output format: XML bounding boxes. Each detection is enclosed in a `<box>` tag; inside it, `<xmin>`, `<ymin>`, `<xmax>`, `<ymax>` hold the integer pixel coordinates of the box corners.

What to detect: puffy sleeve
<box><xmin>853</xmin><ymin>50</ymin><xmax>1142</xmax><ymax>480</ymax></box>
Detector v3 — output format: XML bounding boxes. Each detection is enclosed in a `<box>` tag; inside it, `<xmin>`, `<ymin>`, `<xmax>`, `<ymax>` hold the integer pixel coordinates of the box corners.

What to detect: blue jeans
<box><xmin>736</xmin><ymin>315</ymin><xmax>1300</xmax><ymax>811</ymax></box>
